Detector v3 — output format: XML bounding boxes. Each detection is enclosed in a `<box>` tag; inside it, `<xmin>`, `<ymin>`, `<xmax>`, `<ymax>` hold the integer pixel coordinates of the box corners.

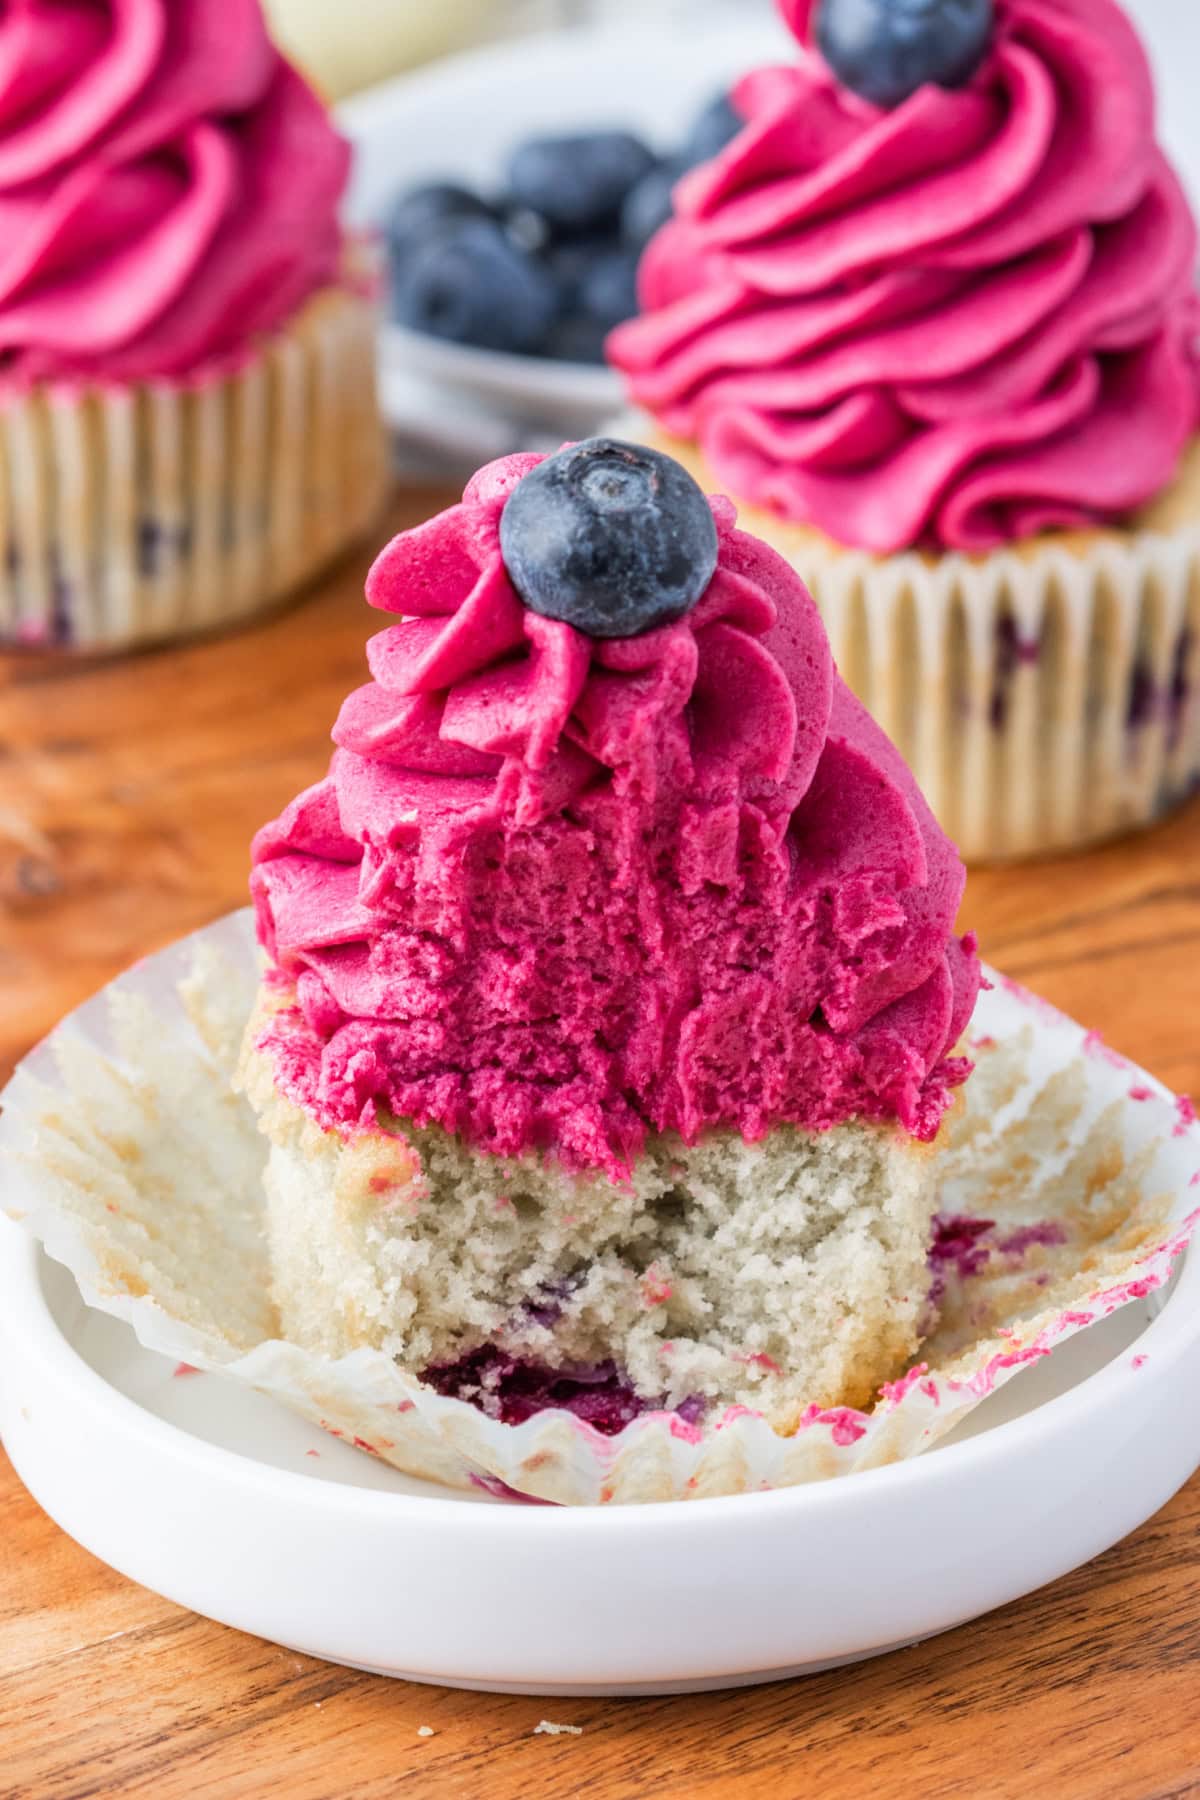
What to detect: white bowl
<box><xmin>3</xmin><ymin>1010</ymin><xmax>1199</xmax><ymax>1693</ymax></box>
<box><xmin>337</xmin><ymin>18</ymin><xmax>790</xmax><ymax>457</ymax></box>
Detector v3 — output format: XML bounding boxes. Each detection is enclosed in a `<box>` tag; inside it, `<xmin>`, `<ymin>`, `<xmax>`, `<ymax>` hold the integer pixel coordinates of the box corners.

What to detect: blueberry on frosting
<box><xmin>499</xmin><ymin>439</ymin><xmax>719</xmax><ymax>639</ymax></box>
<box><xmin>816</xmin><ymin>0</ymin><xmax>994</xmax><ymax>109</ymax></box>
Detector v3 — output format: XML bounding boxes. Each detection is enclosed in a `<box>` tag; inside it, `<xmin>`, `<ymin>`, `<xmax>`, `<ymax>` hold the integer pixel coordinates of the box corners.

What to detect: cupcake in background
<box><xmin>0</xmin><ymin>0</ymin><xmax>388</xmax><ymax>653</ymax></box>
<box><xmin>610</xmin><ymin>0</ymin><xmax>1200</xmax><ymax>861</ymax></box>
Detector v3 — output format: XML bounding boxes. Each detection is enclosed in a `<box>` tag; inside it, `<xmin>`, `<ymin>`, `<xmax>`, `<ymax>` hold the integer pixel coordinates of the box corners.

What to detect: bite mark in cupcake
<box><xmin>252</xmin><ymin>440</ymin><xmax>978</xmax><ymax>1176</ymax></box>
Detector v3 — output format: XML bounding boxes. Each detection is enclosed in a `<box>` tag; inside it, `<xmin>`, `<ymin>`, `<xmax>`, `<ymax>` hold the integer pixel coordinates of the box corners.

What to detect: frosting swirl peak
<box><xmin>252</xmin><ymin>452</ymin><xmax>980</xmax><ymax>1175</ymax></box>
<box><xmin>610</xmin><ymin>0</ymin><xmax>1200</xmax><ymax>553</ymax></box>
<box><xmin>0</xmin><ymin>0</ymin><xmax>349</xmax><ymax>383</ymax></box>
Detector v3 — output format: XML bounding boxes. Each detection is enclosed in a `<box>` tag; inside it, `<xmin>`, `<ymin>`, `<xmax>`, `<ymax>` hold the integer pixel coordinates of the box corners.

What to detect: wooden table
<box><xmin>3</xmin><ymin>491</ymin><xmax>1199</xmax><ymax>1800</ymax></box>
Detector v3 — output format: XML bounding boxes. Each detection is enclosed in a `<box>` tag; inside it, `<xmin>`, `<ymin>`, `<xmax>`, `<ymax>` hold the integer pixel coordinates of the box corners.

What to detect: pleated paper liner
<box><xmin>0</xmin><ymin>283</ymin><xmax>389</xmax><ymax>653</ymax></box>
<box><xmin>2</xmin><ymin>910</ymin><xmax>1196</xmax><ymax>1505</ymax></box>
<box><xmin>633</xmin><ymin>426</ymin><xmax>1200</xmax><ymax>864</ymax></box>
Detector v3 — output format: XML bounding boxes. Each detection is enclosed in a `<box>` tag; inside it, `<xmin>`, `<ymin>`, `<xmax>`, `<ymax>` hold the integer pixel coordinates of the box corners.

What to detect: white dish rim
<box><xmin>6</xmin><ymin>1207</ymin><xmax>1197</xmax><ymax>1530</ymax></box>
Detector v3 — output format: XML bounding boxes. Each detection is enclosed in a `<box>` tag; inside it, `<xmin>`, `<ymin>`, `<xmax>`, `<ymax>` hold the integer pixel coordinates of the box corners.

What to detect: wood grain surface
<box><xmin>3</xmin><ymin>490</ymin><xmax>1200</xmax><ymax>1800</ymax></box>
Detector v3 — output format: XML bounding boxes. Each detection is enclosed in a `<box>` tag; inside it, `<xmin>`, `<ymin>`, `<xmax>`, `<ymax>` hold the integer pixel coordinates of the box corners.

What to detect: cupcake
<box><xmin>0</xmin><ymin>0</ymin><xmax>388</xmax><ymax>653</ymax></box>
<box><xmin>239</xmin><ymin>437</ymin><xmax>980</xmax><ymax>1434</ymax></box>
<box><xmin>609</xmin><ymin>0</ymin><xmax>1200</xmax><ymax>861</ymax></box>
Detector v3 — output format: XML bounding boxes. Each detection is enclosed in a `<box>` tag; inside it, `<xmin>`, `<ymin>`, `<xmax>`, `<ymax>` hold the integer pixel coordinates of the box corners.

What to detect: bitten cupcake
<box><xmin>610</xmin><ymin>0</ymin><xmax>1200</xmax><ymax>861</ymax></box>
<box><xmin>239</xmin><ymin>438</ymin><xmax>979</xmax><ymax>1434</ymax></box>
<box><xmin>0</xmin><ymin>0</ymin><xmax>387</xmax><ymax>652</ymax></box>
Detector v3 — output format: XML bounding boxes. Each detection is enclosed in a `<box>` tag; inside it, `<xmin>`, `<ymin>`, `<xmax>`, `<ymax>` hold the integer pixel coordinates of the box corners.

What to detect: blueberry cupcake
<box><xmin>0</xmin><ymin>0</ymin><xmax>387</xmax><ymax>652</ymax></box>
<box><xmin>610</xmin><ymin>0</ymin><xmax>1200</xmax><ymax>860</ymax></box>
<box><xmin>238</xmin><ymin>438</ymin><xmax>980</xmax><ymax>1435</ymax></box>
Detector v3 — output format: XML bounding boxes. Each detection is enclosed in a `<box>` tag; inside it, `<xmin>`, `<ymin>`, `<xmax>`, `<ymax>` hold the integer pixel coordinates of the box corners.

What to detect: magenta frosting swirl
<box><xmin>0</xmin><ymin>0</ymin><xmax>348</xmax><ymax>384</ymax></box>
<box><xmin>609</xmin><ymin>0</ymin><xmax>1200</xmax><ymax>553</ymax></box>
<box><xmin>251</xmin><ymin>453</ymin><xmax>980</xmax><ymax>1177</ymax></box>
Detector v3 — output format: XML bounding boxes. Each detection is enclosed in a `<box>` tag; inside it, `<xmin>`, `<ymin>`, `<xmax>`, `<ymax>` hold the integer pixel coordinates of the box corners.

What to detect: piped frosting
<box><xmin>0</xmin><ymin>0</ymin><xmax>348</xmax><ymax>383</ymax></box>
<box><xmin>610</xmin><ymin>0</ymin><xmax>1200</xmax><ymax>553</ymax></box>
<box><xmin>252</xmin><ymin>452</ymin><xmax>979</xmax><ymax>1177</ymax></box>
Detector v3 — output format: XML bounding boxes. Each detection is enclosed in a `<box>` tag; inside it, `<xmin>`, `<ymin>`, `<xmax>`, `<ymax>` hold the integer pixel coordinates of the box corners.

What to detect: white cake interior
<box><xmin>240</xmin><ymin>1004</ymin><xmax>939</xmax><ymax>1428</ymax></box>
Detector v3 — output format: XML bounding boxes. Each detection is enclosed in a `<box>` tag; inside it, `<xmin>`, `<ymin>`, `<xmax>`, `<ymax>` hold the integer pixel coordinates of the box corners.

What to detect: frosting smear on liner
<box><xmin>251</xmin><ymin>439</ymin><xmax>981</xmax><ymax>1180</ymax></box>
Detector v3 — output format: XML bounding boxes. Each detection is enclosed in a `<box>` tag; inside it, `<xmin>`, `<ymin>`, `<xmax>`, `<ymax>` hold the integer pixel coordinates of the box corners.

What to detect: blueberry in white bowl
<box><xmin>506</xmin><ymin>130</ymin><xmax>657</xmax><ymax>234</ymax></box>
<box><xmin>621</xmin><ymin>156</ymin><xmax>691</xmax><ymax>249</ymax></box>
<box><xmin>391</xmin><ymin>218</ymin><xmax>560</xmax><ymax>354</ymax></box>
<box><xmin>543</xmin><ymin>237</ymin><xmax>640</xmax><ymax>365</ymax></box>
<box><xmin>380</xmin><ymin>88</ymin><xmax>747</xmax><ymax>371</ymax></box>
<box><xmin>682</xmin><ymin>89</ymin><xmax>744</xmax><ymax>164</ymax></box>
<box><xmin>385</xmin><ymin>182</ymin><xmax>495</xmax><ymax>259</ymax></box>
<box><xmin>576</xmin><ymin>247</ymin><xmax>641</xmax><ymax>332</ymax></box>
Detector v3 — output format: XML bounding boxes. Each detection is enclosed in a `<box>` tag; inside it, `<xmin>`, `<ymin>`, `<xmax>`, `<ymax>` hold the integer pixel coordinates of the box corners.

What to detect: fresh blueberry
<box><xmin>506</xmin><ymin>131</ymin><xmax>657</xmax><ymax>234</ymax></box>
<box><xmin>542</xmin><ymin>239</ymin><xmax>639</xmax><ymax>358</ymax></box>
<box><xmin>576</xmin><ymin>246</ymin><xmax>641</xmax><ymax>330</ymax></box>
<box><xmin>502</xmin><ymin>204</ymin><xmax>553</xmax><ymax>255</ymax></box>
<box><xmin>385</xmin><ymin>182</ymin><xmax>494</xmax><ymax>261</ymax></box>
<box><xmin>547</xmin><ymin>242</ymin><xmax>639</xmax><ymax>326</ymax></box>
<box><xmin>390</xmin><ymin>218</ymin><xmax>560</xmax><ymax>353</ymax></box>
<box><xmin>621</xmin><ymin>157</ymin><xmax>689</xmax><ymax>247</ymax></box>
<box><xmin>815</xmin><ymin>0</ymin><xmax>995</xmax><ymax>109</ymax></box>
<box><xmin>546</xmin><ymin>235</ymin><xmax>611</xmax><ymax>293</ymax></box>
<box><xmin>683</xmin><ymin>90</ymin><xmax>743</xmax><ymax>166</ymax></box>
<box><xmin>499</xmin><ymin>438</ymin><xmax>719</xmax><ymax>639</ymax></box>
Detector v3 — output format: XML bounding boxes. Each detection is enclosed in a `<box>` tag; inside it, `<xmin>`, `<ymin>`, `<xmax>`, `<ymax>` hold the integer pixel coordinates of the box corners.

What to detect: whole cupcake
<box><xmin>239</xmin><ymin>438</ymin><xmax>980</xmax><ymax>1437</ymax></box>
<box><xmin>0</xmin><ymin>0</ymin><xmax>388</xmax><ymax>652</ymax></box>
<box><xmin>610</xmin><ymin>0</ymin><xmax>1200</xmax><ymax>861</ymax></box>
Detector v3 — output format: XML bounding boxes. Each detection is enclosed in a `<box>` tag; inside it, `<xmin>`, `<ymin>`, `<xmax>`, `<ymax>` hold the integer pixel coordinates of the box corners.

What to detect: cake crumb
<box><xmin>534</xmin><ymin>1720</ymin><xmax>583</xmax><ymax>1737</ymax></box>
<box><xmin>416</xmin><ymin>1726</ymin><xmax>435</xmax><ymax>1738</ymax></box>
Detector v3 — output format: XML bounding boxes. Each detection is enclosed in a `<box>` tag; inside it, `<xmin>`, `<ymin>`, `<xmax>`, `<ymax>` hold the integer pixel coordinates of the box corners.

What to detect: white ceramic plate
<box><xmin>337</xmin><ymin>18</ymin><xmax>790</xmax><ymax>459</ymax></box>
<box><xmin>2</xmin><ymin>953</ymin><xmax>1199</xmax><ymax>1692</ymax></box>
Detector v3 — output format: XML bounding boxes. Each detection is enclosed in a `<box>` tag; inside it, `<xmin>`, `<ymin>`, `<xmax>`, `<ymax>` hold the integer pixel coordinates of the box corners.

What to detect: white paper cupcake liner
<box><xmin>0</xmin><ymin>285</ymin><xmax>389</xmax><ymax>654</ymax></box>
<box><xmin>790</xmin><ymin>525</ymin><xmax>1200</xmax><ymax>864</ymax></box>
<box><xmin>2</xmin><ymin>910</ymin><xmax>1196</xmax><ymax>1505</ymax></box>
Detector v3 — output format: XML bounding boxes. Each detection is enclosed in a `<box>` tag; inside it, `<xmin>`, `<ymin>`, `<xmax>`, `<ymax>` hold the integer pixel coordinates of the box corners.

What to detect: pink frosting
<box><xmin>251</xmin><ymin>452</ymin><xmax>979</xmax><ymax>1177</ymax></box>
<box><xmin>609</xmin><ymin>0</ymin><xmax>1200</xmax><ymax>553</ymax></box>
<box><xmin>0</xmin><ymin>0</ymin><xmax>348</xmax><ymax>384</ymax></box>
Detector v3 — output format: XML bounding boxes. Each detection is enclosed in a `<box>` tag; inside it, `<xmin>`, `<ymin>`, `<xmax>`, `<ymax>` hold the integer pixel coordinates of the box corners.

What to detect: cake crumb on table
<box><xmin>534</xmin><ymin>1721</ymin><xmax>583</xmax><ymax>1737</ymax></box>
<box><xmin>416</xmin><ymin>1726</ymin><xmax>435</xmax><ymax>1739</ymax></box>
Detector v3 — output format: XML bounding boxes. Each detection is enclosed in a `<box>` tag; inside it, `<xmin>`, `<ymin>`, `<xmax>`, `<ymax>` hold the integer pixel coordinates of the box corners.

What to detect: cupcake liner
<box><xmin>793</xmin><ymin>525</ymin><xmax>1200</xmax><ymax>864</ymax></box>
<box><xmin>0</xmin><ymin>285</ymin><xmax>390</xmax><ymax>653</ymax></box>
<box><xmin>2</xmin><ymin>910</ymin><xmax>1197</xmax><ymax>1506</ymax></box>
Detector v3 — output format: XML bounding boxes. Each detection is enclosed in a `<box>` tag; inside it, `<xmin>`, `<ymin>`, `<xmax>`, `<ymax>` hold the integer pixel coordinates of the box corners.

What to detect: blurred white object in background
<box><xmin>263</xmin><ymin>0</ymin><xmax>559</xmax><ymax>100</ymax></box>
